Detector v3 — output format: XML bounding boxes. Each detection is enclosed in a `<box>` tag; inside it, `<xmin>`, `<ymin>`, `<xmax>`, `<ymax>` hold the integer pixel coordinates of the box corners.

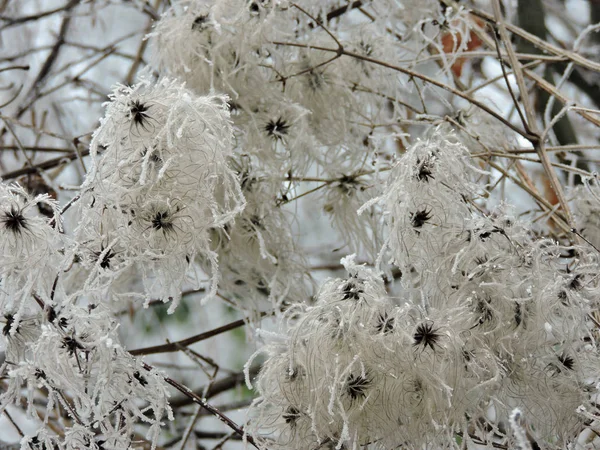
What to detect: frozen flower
<box><xmin>236</xmin><ymin>96</ymin><xmax>316</xmax><ymax>174</ymax></box>
<box><xmin>249</xmin><ymin>130</ymin><xmax>600</xmax><ymax>448</ymax></box>
<box><xmin>150</xmin><ymin>0</ymin><xmax>283</xmax><ymax>96</ymax></box>
<box><xmin>572</xmin><ymin>177</ymin><xmax>600</xmax><ymax>250</ymax></box>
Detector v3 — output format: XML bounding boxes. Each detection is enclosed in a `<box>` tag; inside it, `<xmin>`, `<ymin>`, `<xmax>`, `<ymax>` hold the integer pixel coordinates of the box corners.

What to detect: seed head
<box><xmin>264</xmin><ymin>117</ymin><xmax>290</xmax><ymax>139</ymax></box>
<box><xmin>283</xmin><ymin>406</ymin><xmax>300</xmax><ymax>427</ymax></box>
<box><xmin>413</xmin><ymin>322</ymin><xmax>441</xmax><ymax>351</ymax></box>
<box><xmin>129</xmin><ymin>100</ymin><xmax>151</xmax><ymax>130</ymax></box>
<box><xmin>1</xmin><ymin>206</ymin><xmax>28</xmax><ymax>235</ymax></box>
<box><xmin>151</xmin><ymin>210</ymin><xmax>175</xmax><ymax>234</ymax></box>
<box><xmin>346</xmin><ymin>373</ymin><xmax>371</xmax><ymax>400</ymax></box>
<box><xmin>410</xmin><ymin>207</ymin><xmax>433</xmax><ymax>230</ymax></box>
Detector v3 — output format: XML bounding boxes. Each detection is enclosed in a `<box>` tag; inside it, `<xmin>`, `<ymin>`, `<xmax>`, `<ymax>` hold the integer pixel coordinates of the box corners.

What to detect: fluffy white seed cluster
<box><xmin>365</xmin><ymin>127</ymin><xmax>485</xmax><ymax>273</ymax></box>
<box><xmin>248</xmin><ymin>256</ymin><xmax>404</xmax><ymax>449</ymax></box>
<box><xmin>207</xmin><ymin>169</ymin><xmax>310</xmax><ymax>310</ymax></box>
<box><xmin>4</xmin><ymin>0</ymin><xmax>600</xmax><ymax>447</ymax></box>
<box><xmin>0</xmin><ymin>180</ymin><xmax>173</xmax><ymax>449</ymax></box>
<box><xmin>75</xmin><ymin>76</ymin><xmax>245</xmax><ymax>309</ymax></box>
<box><xmin>148</xmin><ymin>0</ymin><xmax>419</xmax><ymax>262</ymax></box>
<box><xmin>248</xmin><ymin>134</ymin><xmax>600</xmax><ymax>449</ymax></box>
<box><xmin>0</xmin><ymin>182</ymin><xmax>64</xmax><ymax>327</ymax></box>
<box><xmin>1</xmin><ymin>302</ymin><xmax>172</xmax><ymax>449</ymax></box>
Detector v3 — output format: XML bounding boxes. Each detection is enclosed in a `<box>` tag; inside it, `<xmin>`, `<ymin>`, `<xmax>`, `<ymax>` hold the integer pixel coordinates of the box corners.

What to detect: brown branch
<box><xmin>3</xmin><ymin>410</ymin><xmax>23</xmax><ymax>437</ymax></box>
<box><xmin>462</xmin><ymin>2</ymin><xmax>600</xmax><ymax>73</ymax></box>
<box><xmin>169</xmin><ymin>365</ymin><xmax>261</xmax><ymax>409</ymax></box>
<box><xmin>125</xmin><ymin>0</ymin><xmax>158</xmax><ymax>85</ymax></box>
<box><xmin>0</xmin><ymin>145</ymin><xmax>73</xmax><ymax>153</ymax></box>
<box><xmin>304</xmin><ymin>0</ymin><xmax>364</xmax><ymax>31</ymax></box>
<box><xmin>0</xmin><ymin>64</ymin><xmax>29</xmax><ymax>73</ymax></box>
<box><xmin>0</xmin><ymin>2</ymin><xmax>76</xmax><ymax>29</ymax></box>
<box><xmin>25</xmin><ymin>0</ymin><xmax>80</xmax><ymax>100</ymax></box>
<box><xmin>0</xmin><ymin>147</ymin><xmax>90</xmax><ymax>179</ymax></box>
<box><xmin>468</xmin><ymin>1</ymin><xmax>575</xmax><ymax>228</ymax></box>
<box><xmin>272</xmin><ymin>41</ymin><xmax>533</xmax><ymax>139</ymax></box>
<box><xmin>466</xmin><ymin>8</ymin><xmax>600</xmax><ymax>132</ymax></box>
<box><xmin>0</xmin><ymin>0</ymin><xmax>80</xmax><ymax>141</ymax></box>
<box><xmin>491</xmin><ymin>27</ymin><xmax>528</xmax><ymax>130</ymax></box>
<box><xmin>325</xmin><ymin>1</ymin><xmax>363</xmax><ymax>23</ymax></box>
<box><xmin>129</xmin><ymin>312</ymin><xmax>270</xmax><ymax>356</ymax></box>
<box><xmin>141</xmin><ymin>362</ymin><xmax>259</xmax><ymax>449</ymax></box>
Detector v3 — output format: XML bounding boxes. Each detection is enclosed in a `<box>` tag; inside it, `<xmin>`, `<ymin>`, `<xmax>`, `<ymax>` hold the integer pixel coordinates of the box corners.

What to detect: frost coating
<box><xmin>2</xmin><ymin>303</ymin><xmax>172</xmax><ymax>450</ymax></box>
<box><xmin>3</xmin><ymin>0</ymin><xmax>600</xmax><ymax>447</ymax></box>
<box><xmin>249</xmin><ymin>135</ymin><xmax>600</xmax><ymax>449</ymax></box>
<box><xmin>76</xmin><ymin>76</ymin><xmax>245</xmax><ymax>308</ymax></box>
<box><xmin>0</xmin><ymin>182</ymin><xmax>64</xmax><ymax>329</ymax></box>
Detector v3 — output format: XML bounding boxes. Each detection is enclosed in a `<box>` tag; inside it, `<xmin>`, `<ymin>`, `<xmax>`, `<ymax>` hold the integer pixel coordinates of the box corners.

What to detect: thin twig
<box><xmin>271</xmin><ymin>40</ymin><xmax>533</xmax><ymax>139</ymax></box>
<box><xmin>0</xmin><ymin>64</ymin><xmax>29</xmax><ymax>73</ymax></box>
<box><xmin>178</xmin><ymin>405</ymin><xmax>202</xmax><ymax>450</ymax></box>
<box><xmin>463</xmin><ymin>2</ymin><xmax>600</xmax><ymax>72</ymax></box>
<box><xmin>293</xmin><ymin>3</ymin><xmax>344</xmax><ymax>51</ymax></box>
<box><xmin>471</xmin><ymin>151</ymin><xmax>591</xmax><ymax>177</ymax></box>
<box><xmin>3</xmin><ymin>410</ymin><xmax>23</xmax><ymax>437</ymax></box>
<box><xmin>125</xmin><ymin>0</ymin><xmax>160</xmax><ymax>84</ymax></box>
<box><xmin>129</xmin><ymin>311</ymin><xmax>271</xmax><ymax>356</ymax></box>
<box><xmin>491</xmin><ymin>26</ymin><xmax>528</xmax><ymax>130</ymax></box>
<box><xmin>492</xmin><ymin>0</ymin><xmax>574</xmax><ymax>228</ymax></box>
<box><xmin>1</xmin><ymin>146</ymin><xmax>91</xmax><ymax>179</ymax></box>
<box><xmin>169</xmin><ymin>366</ymin><xmax>261</xmax><ymax>408</ymax></box>
<box><xmin>141</xmin><ymin>362</ymin><xmax>259</xmax><ymax>449</ymax></box>
<box><xmin>0</xmin><ymin>145</ymin><xmax>73</xmax><ymax>153</ymax></box>
<box><xmin>0</xmin><ymin>1</ymin><xmax>76</xmax><ymax>29</ymax></box>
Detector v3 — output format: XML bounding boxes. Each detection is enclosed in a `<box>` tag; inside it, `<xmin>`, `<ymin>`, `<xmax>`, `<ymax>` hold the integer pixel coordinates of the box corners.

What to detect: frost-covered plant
<box><xmin>323</xmin><ymin>170</ymin><xmax>384</xmax><ymax>259</ymax></box>
<box><xmin>75</xmin><ymin>76</ymin><xmax>245</xmax><ymax>309</ymax></box>
<box><xmin>248</xmin><ymin>135</ymin><xmax>600</xmax><ymax>449</ymax></box>
<box><xmin>364</xmin><ymin>127</ymin><xmax>485</xmax><ymax>274</ymax></box>
<box><xmin>3</xmin><ymin>0</ymin><xmax>600</xmax><ymax>448</ymax></box>
<box><xmin>207</xmin><ymin>165</ymin><xmax>310</xmax><ymax>311</ymax></box>
<box><xmin>2</xmin><ymin>302</ymin><xmax>172</xmax><ymax>449</ymax></box>
<box><xmin>0</xmin><ymin>178</ymin><xmax>173</xmax><ymax>449</ymax></box>
<box><xmin>0</xmin><ymin>183</ymin><xmax>64</xmax><ymax>326</ymax></box>
<box><xmin>247</xmin><ymin>256</ymin><xmax>400</xmax><ymax>449</ymax></box>
<box><xmin>572</xmin><ymin>175</ymin><xmax>600</xmax><ymax>250</ymax></box>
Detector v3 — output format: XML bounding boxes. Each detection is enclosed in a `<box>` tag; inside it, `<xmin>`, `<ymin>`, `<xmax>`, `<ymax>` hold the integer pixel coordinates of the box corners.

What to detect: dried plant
<box><xmin>2</xmin><ymin>0</ymin><xmax>600</xmax><ymax>449</ymax></box>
